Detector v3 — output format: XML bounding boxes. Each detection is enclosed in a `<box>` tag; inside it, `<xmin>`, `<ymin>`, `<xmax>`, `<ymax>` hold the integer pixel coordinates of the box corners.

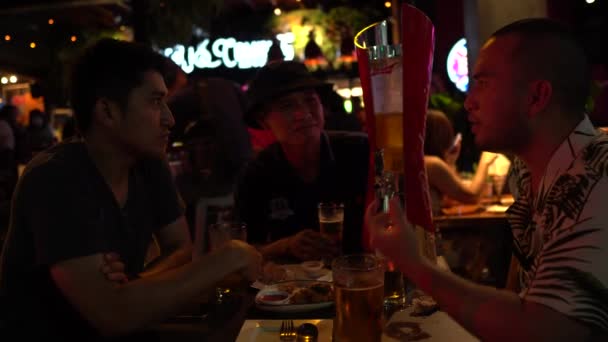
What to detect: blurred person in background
<box><xmin>0</xmin><ymin>105</ymin><xmax>19</xmax><ymax>243</ymax></box>
<box><xmin>26</xmin><ymin>109</ymin><xmax>56</xmax><ymax>156</ymax></box>
<box><xmin>424</xmin><ymin>109</ymin><xmax>497</xmax><ymax>215</ymax></box>
<box><xmin>367</xmin><ymin>19</ymin><xmax>608</xmax><ymax>340</ymax></box>
<box><xmin>236</xmin><ymin>61</ymin><xmax>369</xmax><ymax>262</ymax></box>
<box><xmin>167</xmin><ymin>76</ymin><xmax>253</xmax><ymax>237</ymax></box>
<box><xmin>0</xmin><ymin>38</ymin><xmax>261</xmax><ymax>340</ymax></box>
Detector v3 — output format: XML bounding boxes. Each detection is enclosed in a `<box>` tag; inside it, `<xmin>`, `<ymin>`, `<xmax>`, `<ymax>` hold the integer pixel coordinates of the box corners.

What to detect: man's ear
<box><xmin>527</xmin><ymin>80</ymin><xmax>552</xmax><ymax>117</ymax></box>
<box><xmin>93</xmin><ymin>98</ymin><xmax>121</xmax><ymax>129</ymax></box>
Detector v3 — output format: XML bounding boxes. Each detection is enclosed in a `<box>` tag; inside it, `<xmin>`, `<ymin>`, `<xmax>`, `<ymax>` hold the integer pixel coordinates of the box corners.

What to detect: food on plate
<box><xmin>259</xmin><ymin>293</ymin><xmax>289</xmax><ymax>302</ymax></box>
<box><xmin>261</xmin><ymin>262</ymin><xmax>289</xmax><ymax>283</ymax></box>
<box><xmin>411</xmin><ymin>295</ymin><xmax>439</xmax><ymax>316</ymax></box>
<box><xmin>258</xmin><ymin>281</ymin><xmax>334</xmax><ymax>305</ymax></box>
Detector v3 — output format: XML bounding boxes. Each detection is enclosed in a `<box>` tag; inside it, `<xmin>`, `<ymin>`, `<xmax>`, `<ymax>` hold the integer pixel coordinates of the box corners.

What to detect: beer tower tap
<box><xmin>374</xmin><ymin>149</ymin><xmax>396</xmax><ymax>215</ymax></box>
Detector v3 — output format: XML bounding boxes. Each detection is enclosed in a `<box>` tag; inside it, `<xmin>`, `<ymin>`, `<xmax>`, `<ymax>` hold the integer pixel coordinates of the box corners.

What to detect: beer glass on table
<box><xmin>318</xmin><ymin>202</ymin><xmax>344</xmax><ymax>265</ymax></box>
<box><xmin>332</xmin><ymin>254</ymin><xmax>385</xmax><ymax>342</ymax></box>
<box><xmin>208</xmin><ymin>222</ymin><xmax>247</xmax><ymax>303</ymax></box>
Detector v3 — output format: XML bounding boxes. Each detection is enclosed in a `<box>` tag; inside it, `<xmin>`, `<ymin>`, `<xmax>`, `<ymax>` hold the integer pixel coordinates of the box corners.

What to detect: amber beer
<box><xmin>318</xmin><ymin>203</ymin><xmax>344</xmax><ymax>245</ymax></box>
<box><xmin>319</xmin><ymin>218</ymin><xmax>343</xmax><ymax>242</ymax></box>
<box><xmin>374</xmin><ymin>112</ymin><xmax>403</xmax><ymax>173</ymax></box>
<box><xmin>332</xmin><ymin>254</ymin><xmax>385</xmax><ymax>342</ymax></box>
<box><xmin>334</xmin><ymin>283</ymin><xmax>384</xmax><ymax>342</ymax></box>
<box><xmin>370</xmin><ymin>52</ymin><xmax>403</xmax><ymax>174</ymax></box>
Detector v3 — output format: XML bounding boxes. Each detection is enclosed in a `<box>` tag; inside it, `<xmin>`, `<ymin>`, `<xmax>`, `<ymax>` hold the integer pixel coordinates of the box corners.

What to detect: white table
<box><xmin>236</xmin><ymin>307</ymin><xmax>478</xmax><ymax>341</ymax></box>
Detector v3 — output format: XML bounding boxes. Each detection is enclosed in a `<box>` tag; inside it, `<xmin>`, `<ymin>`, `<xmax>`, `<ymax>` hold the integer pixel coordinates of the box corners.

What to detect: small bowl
<box><xmin>255</xmin><ymin>289</ymin><xmax>290</xmax><ymax>306</ymax></box>
<box><xmin>301</xmin><ymin>260</ymin><xmax>325</xmax><ymax>277</ymax></box>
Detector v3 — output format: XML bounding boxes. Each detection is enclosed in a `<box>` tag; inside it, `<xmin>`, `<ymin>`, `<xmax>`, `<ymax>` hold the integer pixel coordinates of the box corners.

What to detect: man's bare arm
<box><xmin>50</xmin><ymin>240</ymin><xmax>260</xmax><ymax>337</ymax></box>
<box><xmin>407</xmin><ymin>258</ymin><xmax>591</xmax><ymax>341</ymax></box>
<box><xmin>140</xmin><ymin>217</ymin><xmax>192</xmax><ymax>278</ymax></box>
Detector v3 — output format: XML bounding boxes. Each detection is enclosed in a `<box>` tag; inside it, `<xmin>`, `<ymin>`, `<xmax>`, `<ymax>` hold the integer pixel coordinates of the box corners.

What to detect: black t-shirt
<box><xmin>235</xmin><ymin>131</ymin><xmax>369</xmax><ymax>254</ymax></box>
<box><xmin>0</xmin><ymin>140</ymin><xmax>183</xmax><ymax>340</ymax></box>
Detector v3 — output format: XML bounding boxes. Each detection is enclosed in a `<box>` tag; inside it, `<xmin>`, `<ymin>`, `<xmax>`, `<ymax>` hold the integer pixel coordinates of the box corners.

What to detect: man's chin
<box><xmin>137</xmin><ymin>147</ymin><xmax>167</xmax><ymax>160</ymax></box>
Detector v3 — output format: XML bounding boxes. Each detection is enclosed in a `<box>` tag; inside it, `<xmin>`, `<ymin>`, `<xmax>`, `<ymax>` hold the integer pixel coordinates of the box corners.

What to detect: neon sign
<box><xmin>446</xmin><ymin>38</ymin><xmax>468</xmax><ymax>92</ymax></box>
<box><xmin>164</xmin><ymin>32</ymin><xmax>295</xmax><ymax>73</ymax></box>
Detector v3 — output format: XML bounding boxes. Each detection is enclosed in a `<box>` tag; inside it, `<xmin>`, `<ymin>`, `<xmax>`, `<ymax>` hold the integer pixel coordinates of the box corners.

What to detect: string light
<box><xmin>1</xmin><ymin>77</ymin><xmax>7</xmax><ymax>84</ymax></box>
<box><xmin>70</xmin><ymin>35</ymin><xmax>77</xmax><ymax>42</ymax></box>
<box><xmin>274</xmin><ymin>8</ymin><xmax>282</xmax><ymax>16</ymax></box>
<box><xmin>385</xmin><ymin>1</ymin><xmax>391</xmax><ymax>8</ymax></box>
<box><xmin>30</xmin><ymin>42</ymin><xmax>36</xmax><ymax>48</ymax></box>
<box><xmin>4</xmin><ymin>35</ymin><xmax>10</xmax><ymax>41</ymax></box>
<box><xmin>9</xmin><ymin>75</ymin><xmax>17</xmax><ymax>83</ymax></box>
<box><xmin>48</xmin><ymin>18</ymin><xmax>54</xmax><ymax>25</ymax></box>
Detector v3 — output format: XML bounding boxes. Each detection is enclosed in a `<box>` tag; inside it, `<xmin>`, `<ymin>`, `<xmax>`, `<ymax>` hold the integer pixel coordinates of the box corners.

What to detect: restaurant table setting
<box><xmin>236</xmin><ymin>305</ymin><xmax>478</xmax><ymax>341</ymax></box>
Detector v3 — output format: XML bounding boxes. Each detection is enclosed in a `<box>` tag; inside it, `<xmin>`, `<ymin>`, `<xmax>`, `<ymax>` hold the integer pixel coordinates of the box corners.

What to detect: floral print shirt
<box><xmin>507</xmin><ymin>116</ymin><xmax>608</xmax><ymax>331</ymax></box>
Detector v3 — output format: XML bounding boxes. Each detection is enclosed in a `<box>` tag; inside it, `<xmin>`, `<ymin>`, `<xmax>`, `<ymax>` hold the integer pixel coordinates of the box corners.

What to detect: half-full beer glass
<box><xmin>318</xmin><ymin>202</ymin><xmax>344</xmax><ymax>245</ymax></box>
<box><xmin>208</xmin><ymin>222</ymin><xmax>247</xmax><ymax>303</ymax></box>
<box><xmin>332</xmin><ymin>254</ymin><xmax>385</xmax><ymax>342</ymax></box>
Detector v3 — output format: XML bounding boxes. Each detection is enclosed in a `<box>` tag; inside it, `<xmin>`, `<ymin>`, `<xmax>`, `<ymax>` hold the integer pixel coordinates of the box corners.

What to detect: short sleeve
<box><xmin>142</xmin><ymin>158</ymin><xmax>185</xmax><ymax>231</ymax></box>
<box><xmin>18</xmin><ymin>166</ymin><xmax>110</xmax><ymax>266</ymax></box>
<box><xmin>524</xmin><ymin>177</ymin><xmax>608</xmax><ymax>331</ymax></box>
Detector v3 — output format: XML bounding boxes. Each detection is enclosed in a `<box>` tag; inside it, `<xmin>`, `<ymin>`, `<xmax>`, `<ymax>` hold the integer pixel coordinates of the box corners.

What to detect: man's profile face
<box><xmin>464</xmin><ymin>35</ymin><xmax>531</xmax><ymax>153</ymax></box>
<box><xmin>262</xmin><ymin>89</ymin><xmax>324</xmax><ymax>146</ymax></box>
<box><xmin>113</xmin><ymin>70</ymin><xmax>175</xmax><ymax>159</ymax></box>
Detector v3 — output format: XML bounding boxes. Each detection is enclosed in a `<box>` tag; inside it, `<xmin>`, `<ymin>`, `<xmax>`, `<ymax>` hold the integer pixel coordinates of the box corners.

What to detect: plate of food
<box><xmin>255</xmin><ymin>280</ymin><xmax>334</xmax><ymax>313</ymax></box>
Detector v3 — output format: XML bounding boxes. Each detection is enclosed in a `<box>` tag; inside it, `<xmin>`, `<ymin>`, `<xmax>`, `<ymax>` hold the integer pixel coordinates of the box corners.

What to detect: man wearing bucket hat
<box><xmin>236</xmin><ymin>61</ymin><xmax>369</xmax><ymax>261</ymax></box>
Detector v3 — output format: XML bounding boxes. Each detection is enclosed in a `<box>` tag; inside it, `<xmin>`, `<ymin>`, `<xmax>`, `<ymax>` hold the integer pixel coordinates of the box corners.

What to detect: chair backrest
<box><xmin>192</xmin><ymin>193</ymin><xmax>235</xmax><ymax>259</ymax></box>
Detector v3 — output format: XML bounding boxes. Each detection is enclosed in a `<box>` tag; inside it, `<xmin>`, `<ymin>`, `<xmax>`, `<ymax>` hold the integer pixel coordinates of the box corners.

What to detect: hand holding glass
<box><xmin>208</xmin><ymin>222</ymin><xmax>248</xmax><ymax>302</ymax></box>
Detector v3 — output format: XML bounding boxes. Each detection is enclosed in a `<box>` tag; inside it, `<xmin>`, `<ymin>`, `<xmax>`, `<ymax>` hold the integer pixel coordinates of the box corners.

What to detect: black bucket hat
<box><xmin>245</xmin><ymin>61</ymin><xmax>329</xmax><ymax>128</ymax></box>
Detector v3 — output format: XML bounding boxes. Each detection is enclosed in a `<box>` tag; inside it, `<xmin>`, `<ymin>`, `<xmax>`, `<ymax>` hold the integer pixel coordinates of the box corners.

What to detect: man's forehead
<box><xmin>276</xmin><ymin>89</ymin><xmax>317</xmax><ymax>102</ymax></box>
<box><xmin>475</xmin><ymin>36</ymin><xmax>519</xmax><ymax>73</ymax></box>
<box><xmin>139</xmin><ymin>70</ymin><xmax>168</xmax><ymax>95</ymax></box>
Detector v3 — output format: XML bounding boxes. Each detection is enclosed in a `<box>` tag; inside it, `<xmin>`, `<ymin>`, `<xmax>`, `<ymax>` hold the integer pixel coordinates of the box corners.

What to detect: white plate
<box><xmin>255</xmin><ymin>301</ymin><xmax>333</xmax><ymax>313</ymax></box>
<box><xmin>255</xmin><ymin>280</ymin><xmax>334</xmax><ymax>313</ymax></box>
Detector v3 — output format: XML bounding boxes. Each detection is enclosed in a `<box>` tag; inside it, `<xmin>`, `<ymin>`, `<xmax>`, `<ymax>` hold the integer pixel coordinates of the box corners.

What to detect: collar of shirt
<box><xmin>269</xmin><ymin>132</ymin><xmax>336</xmax><ymax>183</ymax></box>
<box><xmin>535</xmin><ymin>115</ymin><xmax>600</xmax><ymax>207</ymax></box>
<box><xmin>507</xmin><ymin>115</ymin><xmax>600</xmax><ymax>270</ymax></box>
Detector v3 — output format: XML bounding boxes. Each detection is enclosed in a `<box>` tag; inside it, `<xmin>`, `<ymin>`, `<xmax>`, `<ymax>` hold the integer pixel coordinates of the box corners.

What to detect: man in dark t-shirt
<box><xmin>237</xmin><ymin>131</ymin><xmax>368</xmax><ymax>255</ymax></box>
<box><xmin>0</xmin><ymin>141</ymin><xmax>183</xmax><ymax>338</ymax></box>
<box><xmin>0</xmin><ymin>39</ymin><xmax>261</xmax><ymax>340</ymax></box>
<box><xmin>236</xmin><ymin>61</ymin><xmax>369</xmax><ymax>261</ymax></box>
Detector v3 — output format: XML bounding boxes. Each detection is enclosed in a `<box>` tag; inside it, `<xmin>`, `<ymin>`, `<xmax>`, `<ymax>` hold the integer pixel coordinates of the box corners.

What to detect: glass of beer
<box><xmin>208</xmin><ymin>222</ymin><xmax>248</xmax><ymax>303</ymax></box>
<box><xmin>332</xmin><ymin>254</ymin><xmax>385</xmax><ymax>342</ymax></box>
<box><xmin>318</xmin><ymin>202</ymin><xmax>344</xmax><ymax>244</ymax></box>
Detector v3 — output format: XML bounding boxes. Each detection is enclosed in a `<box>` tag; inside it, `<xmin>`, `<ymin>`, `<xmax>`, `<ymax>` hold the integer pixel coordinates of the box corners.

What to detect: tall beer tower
<box><xmin>355</xmin><ymin>4</ymin><xmax>436</xmax><ymax>314</ymax></box>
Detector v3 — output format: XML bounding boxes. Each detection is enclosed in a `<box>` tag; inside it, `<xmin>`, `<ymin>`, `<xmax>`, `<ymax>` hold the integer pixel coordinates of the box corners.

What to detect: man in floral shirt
<box><xmin>367</xmin><ymin>18</ymin><xmax>607</xmax><ymax>340</ymax></box>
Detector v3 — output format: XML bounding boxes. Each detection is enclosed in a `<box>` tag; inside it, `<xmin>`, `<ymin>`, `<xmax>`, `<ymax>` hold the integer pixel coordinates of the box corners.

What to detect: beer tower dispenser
<box><xmin>355</xmin><ymin>3</ymin><xmax>437</xmax><ymax>307</ymax></box>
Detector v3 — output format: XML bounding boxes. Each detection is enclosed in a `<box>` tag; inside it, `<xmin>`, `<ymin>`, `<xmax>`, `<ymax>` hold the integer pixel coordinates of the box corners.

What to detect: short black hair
<box><xmin>492</xmin><ymin>18</ymin><xmax>590</xmax><ymax>114</ymax></box>
<box><xmin>69</xmin><ymin>38</ymin><xmax>168</xmax><ymax>133</ymax></box>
